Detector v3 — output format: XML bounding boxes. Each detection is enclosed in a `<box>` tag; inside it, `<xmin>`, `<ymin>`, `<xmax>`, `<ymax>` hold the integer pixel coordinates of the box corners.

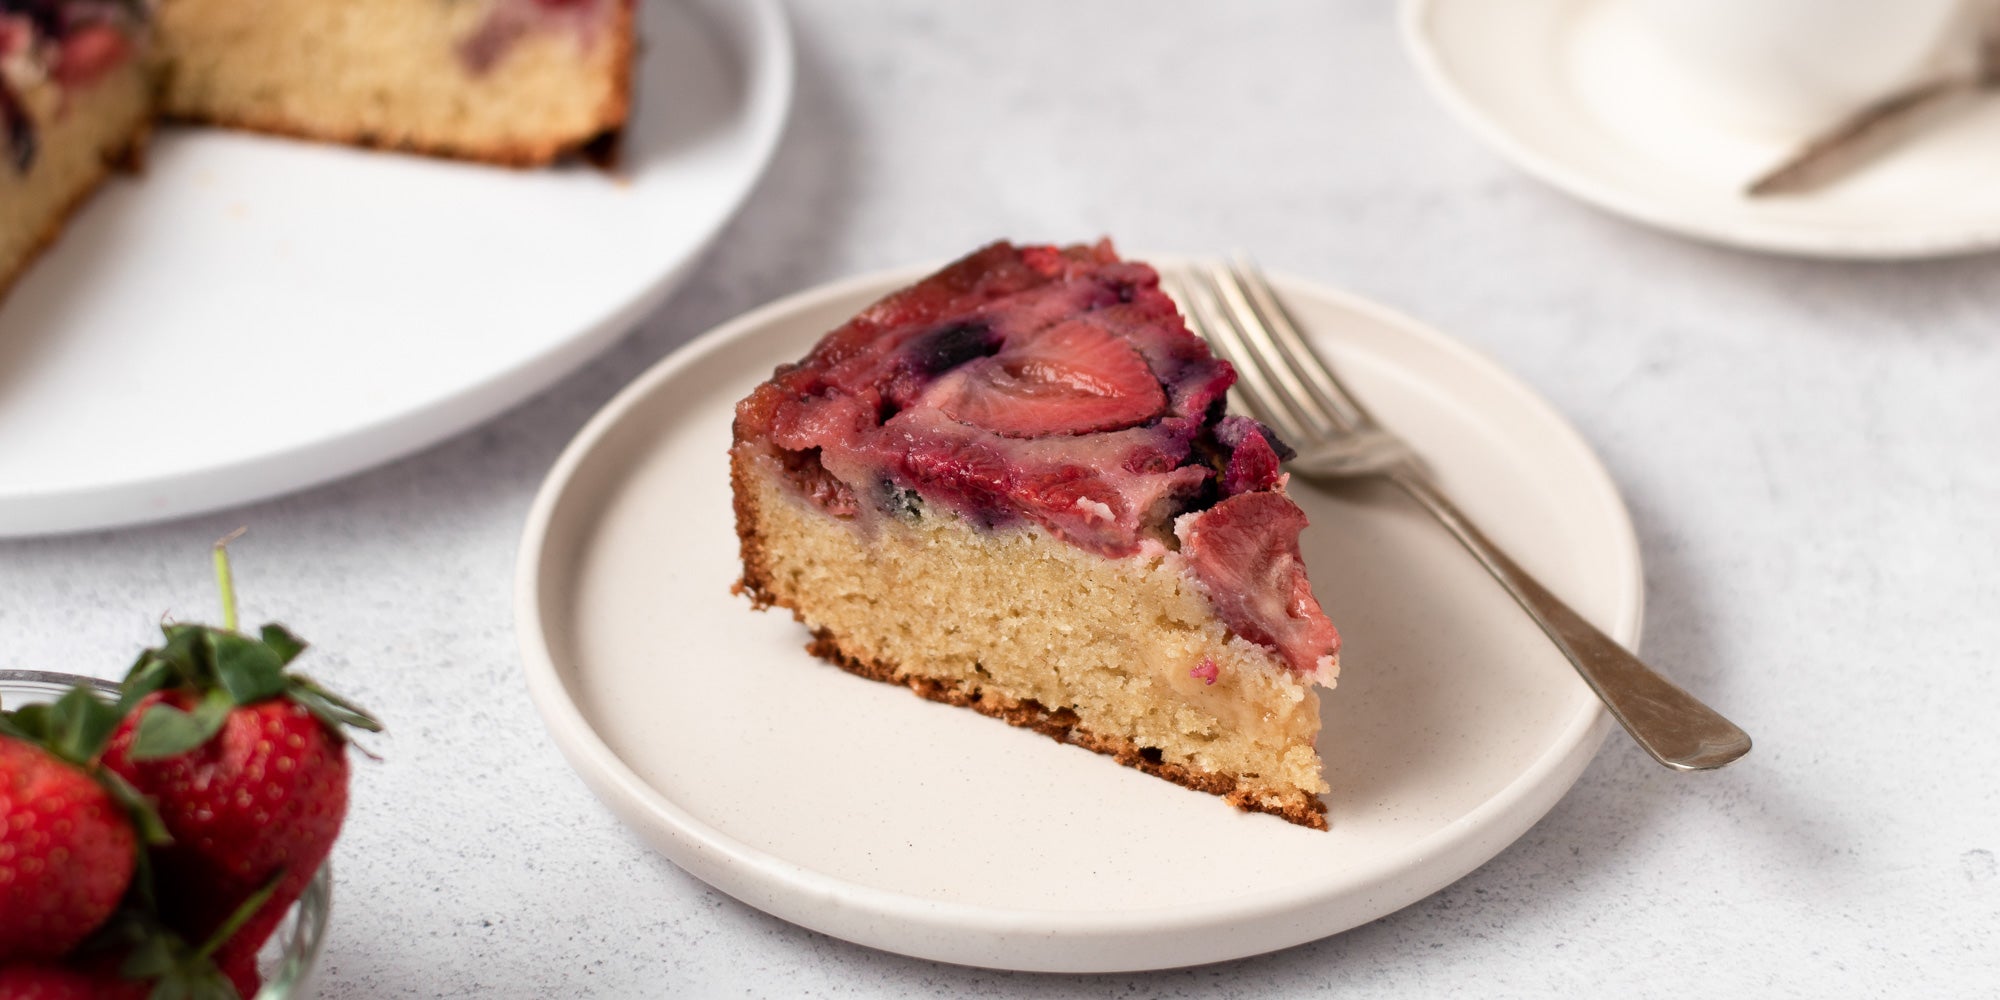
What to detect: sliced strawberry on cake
<box><xmin>731</xmin><ymin>240</ymin><xmax>1341</xmax><ymax>829</ymax></box>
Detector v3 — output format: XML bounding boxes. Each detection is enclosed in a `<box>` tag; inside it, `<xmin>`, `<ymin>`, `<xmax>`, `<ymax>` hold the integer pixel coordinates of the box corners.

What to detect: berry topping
<box><xmin>1176</xmin><ymin>492</ymin><xmax>1340</xmax><ymax>680</ymax></box>
<box><xmin>925</xmin><ymin>319</ymin><xmax>1167</xmax><ymax>438</ymax></box>
<box><xmin>50</xmin><ymin>22</ymin><xmax>127</xmax><ymax>86</ymax></box>
<box><xmin>735</xmin><ymin>241</ymin><xmax>1340</xmax><ymax>672</ymax></box>
<box><xmin>1216</xmin><ymin>415</ymin><xmax>1288</xmax><ymax>495</ymax></box>
<box><xmin>899</xmin><ymin>438</ymin><xmax>1014</xmax><ymax>523</ymax></box>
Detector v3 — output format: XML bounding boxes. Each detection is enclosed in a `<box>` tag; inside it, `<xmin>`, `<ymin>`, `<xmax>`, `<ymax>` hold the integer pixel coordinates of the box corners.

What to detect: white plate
<box><xmin>515</xmin><ymin>262</ymin><xmax>1642</xmax><ymax>972</ymax></box>
<box><xmin>1402</xmin><ymin>0</ymin><xmax>2000</xmax><ymax>258</ymax></box>
<box><xmin>0</xmin><ymin>0</ymin><xmax>792</xmax><ymax>537</ymax></box>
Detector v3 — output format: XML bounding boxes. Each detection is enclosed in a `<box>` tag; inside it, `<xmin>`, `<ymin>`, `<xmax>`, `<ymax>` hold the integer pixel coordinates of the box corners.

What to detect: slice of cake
<box><xmin>1</xmin><ymin>0</ymin><xmax>153</xmax><ymax>300</ymax></box>
<box><xmin>731</xmin><ymin>241</ymin><xmax>1342</xmax><ymax>829</ymax></box>
<box><xmin>1</xmin><ymin>0</ymin><xmax>638</xmax><ymax>301</ymax></box>
<box><xmin>155</xmin><ymin>0</ymin><xmax>635</xmax><ymax>166</ymax></box>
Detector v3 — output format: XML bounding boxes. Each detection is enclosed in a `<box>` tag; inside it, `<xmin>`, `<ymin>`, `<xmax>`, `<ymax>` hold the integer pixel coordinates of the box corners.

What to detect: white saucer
<box><xmin>515</xmin><ymin>261</ymin><xmax>1643</xmax><ymax>971</ymax></box>
<box><xmin>0</xmin><ymin>0</ymin><xmax>792</xmax><ymax>537</ymax></box>
<box><xmin>1402</xmin><ymin>0</ymin><xmax>2000</xmax><ymax>258</ymax></box>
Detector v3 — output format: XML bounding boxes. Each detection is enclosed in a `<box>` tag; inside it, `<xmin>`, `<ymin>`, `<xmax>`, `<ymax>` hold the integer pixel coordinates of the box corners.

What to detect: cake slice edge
<box><xmin>731</xmin><ymin>448</ymin><xmax>1333</xmax><ymax>831</ymax></box>
<box><xmin>0</xmin><ymin>59</ymin><xmax>154</xmax><ymax>304</ymax></box>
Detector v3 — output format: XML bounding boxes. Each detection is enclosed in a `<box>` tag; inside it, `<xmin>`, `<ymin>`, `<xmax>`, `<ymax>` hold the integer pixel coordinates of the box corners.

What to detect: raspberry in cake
<box><xmin>731</xmin><ymin>241</ymin><xmax>1342</xmax><ymax>829</ymax></box>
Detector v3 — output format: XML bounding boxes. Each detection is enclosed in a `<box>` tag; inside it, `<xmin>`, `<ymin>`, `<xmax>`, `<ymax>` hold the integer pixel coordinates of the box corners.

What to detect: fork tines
<box><xmin>1163</xmin><ymin>256</ymin><xmax>1375</xmax><ymax>447</ymax></box>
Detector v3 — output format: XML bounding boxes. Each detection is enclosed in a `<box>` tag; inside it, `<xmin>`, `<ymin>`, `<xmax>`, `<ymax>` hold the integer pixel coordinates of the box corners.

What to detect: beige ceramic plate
<box><xmin>515</xmin><ymin>263</ymin><xmax>1641</xmax><ymax>972</ymax></box>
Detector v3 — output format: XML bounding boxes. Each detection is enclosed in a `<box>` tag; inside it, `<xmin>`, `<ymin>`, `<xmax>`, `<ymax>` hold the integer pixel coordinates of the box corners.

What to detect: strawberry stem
<box><xmin>212</xmin><ymin>528</ymin><xmax>245</xmax><ymax>633</ymax></box>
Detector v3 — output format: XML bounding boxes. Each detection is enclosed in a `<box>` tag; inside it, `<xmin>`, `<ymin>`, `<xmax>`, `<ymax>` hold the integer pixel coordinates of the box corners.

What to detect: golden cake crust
<box><xmin>801</xmin><ymin>628</ymin><xmax>1329</xmax><ymax>830</ymax></box>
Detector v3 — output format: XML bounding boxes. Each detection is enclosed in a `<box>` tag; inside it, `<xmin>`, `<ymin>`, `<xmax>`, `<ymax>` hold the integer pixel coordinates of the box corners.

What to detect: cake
<box><xmin>155</xmin><ymin>0</ymin><xmax>634</xmax><ymax>166</ymax></box>
<box><xmin>1</xmin><ymin>0</ymin><xmax>634</xmax><ymax>301</ymax></box>
<box><xmin>731</xmin><ymin>241</ymin><xmax>1342</xmax><ymax>829</ymax></box>
<box><xmin>1</xmin><ymin>0</ymin><xmax>153</xmax><ymax>296</ymax></box>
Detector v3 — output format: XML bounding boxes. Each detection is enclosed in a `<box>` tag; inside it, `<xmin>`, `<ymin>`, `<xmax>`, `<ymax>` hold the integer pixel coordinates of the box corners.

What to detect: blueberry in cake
<box><xmin>731</xmin><ymin>241</ymin><xmax>1342</xmax><ymax>829</ymax></box>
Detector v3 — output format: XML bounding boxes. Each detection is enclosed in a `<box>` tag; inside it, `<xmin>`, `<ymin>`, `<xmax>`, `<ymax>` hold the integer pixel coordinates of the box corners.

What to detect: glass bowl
<box><xmin>0</xmin><ymin>669</ymin><xmax>331</xmax><ymax>999</ymax></box>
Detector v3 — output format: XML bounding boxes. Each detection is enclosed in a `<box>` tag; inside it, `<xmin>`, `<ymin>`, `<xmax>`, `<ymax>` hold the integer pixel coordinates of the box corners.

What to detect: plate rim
<box><xmin>1400</xmin><ymin>0</ymin><xmax>2000</xmax><ymax>260</ymax></box>
<box><xmin>514</xmin><ymin>260</ymin><xmax>1641</xmax><ymax>969</ymax></box>
<box><xmin>0</xmin><ymin>0</ymin><xmax>796</xmax><ymax>537</ymax></box>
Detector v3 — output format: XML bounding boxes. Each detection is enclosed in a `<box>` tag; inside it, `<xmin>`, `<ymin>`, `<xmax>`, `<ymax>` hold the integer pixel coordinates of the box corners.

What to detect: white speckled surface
<box><xmin>2</xmin><ymin>1</ymin><xmax>1996</xmax><ymax>995</ymax></box>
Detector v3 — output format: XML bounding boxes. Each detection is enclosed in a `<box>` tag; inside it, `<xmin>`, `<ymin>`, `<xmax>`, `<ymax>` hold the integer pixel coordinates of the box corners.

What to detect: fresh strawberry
<box><xmin>0</xmin><ymin>962</ymin><xmax>147</xmax><ymax>1000</ymax></box>
<box><xmin>925</xmin><ymin>318</ymin><xmax>1167</xmax><ymax>438</ymax></box>
<box><xmin>0</xmin><ymin>910</ymin><xmax>250</xmax><ymax>1000</ymax></box>
<box><xmin>104</xmin><ymin>692</ymin><xmax>349</xmax><ymax>972</ymax></box>
<box><xmin>1175</xmin><ymin>491</ymin><xmax>1340</xmax><ymax>681</ymax></box>
<box><xmin>0</xmin><ymin>739</ymin><xmax>133</xmax><ymax>962</ymax></box>
<box><xmin>0</xmin><ymin>687</ymin><xmax>152</xmax><ymax>964</ymax></box>
<box><xmin>101</xmin><ymin>539</ymin><xmax>379</xmax><ymax>985</ymax></box>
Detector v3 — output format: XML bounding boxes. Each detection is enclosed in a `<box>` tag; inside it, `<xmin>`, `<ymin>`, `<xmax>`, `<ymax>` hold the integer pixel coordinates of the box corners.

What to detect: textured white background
<box><xmin>4</xmin><ymin>1</ymin><xmax>1997</xmax><ymax>996</ymax></box>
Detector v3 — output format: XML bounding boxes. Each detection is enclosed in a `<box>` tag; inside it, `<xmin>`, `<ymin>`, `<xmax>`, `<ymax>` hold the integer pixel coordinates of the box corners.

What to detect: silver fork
<box><xmin>1166</xmin><ymin>258</ymin><xmax>1751</xmax><ymax>772</ymax></box>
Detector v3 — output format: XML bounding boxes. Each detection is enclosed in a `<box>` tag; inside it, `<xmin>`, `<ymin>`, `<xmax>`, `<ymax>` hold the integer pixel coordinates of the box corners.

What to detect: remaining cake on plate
<box><xmin>731</xmin><ymin>241</ymin><xmax>1342</xmax><ymax>829</ymax></box>
<box><xmin>1</xmin><ymin>0</ymin><xmax>153</xmax><ymax>296</ymax></box>
<box><xmin>2</xmin><ymin>0</ymin><xmax>635</xmax><ymax>301</ymax></box>
<box><xmin>156</xmin><ymin>0</ymin><xmax>634</xmax><ymax>166</ymax></box>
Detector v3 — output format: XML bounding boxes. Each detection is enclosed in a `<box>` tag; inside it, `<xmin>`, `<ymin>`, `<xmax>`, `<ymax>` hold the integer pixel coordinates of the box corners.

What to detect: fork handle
<box><xmin>1386</xmin><ymin>470</ymin><xmax>1752</xmax><ymax>770</ymax></box>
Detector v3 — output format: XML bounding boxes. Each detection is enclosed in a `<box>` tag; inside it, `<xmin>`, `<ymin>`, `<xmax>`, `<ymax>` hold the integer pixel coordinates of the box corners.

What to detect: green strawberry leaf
<box><xmin>207</xmin><ymin>630</ymin><xmax>287</xmax><ymax>704</ymax></box>
<box><xmin>98</xmin><ymin>766</ymin><xmax>171</xmax><ymax>846</ymax></box>
<box><xmin>151</xmin><ymin>963</ymin><xmax>240</xmax><ymax>1000</ymax></box>
<box><xmin>130</xmin><ymin>688</ymin><xmax>235</xmax><ymax>760</ymax></box>
<box><xmin>120</xmin><ymin>655</ymin><xmax>178</xmax><ymax>708</ymax></box>
<box><xmin>7</xmin><ymin>701</ymin><xmax>53</xmax><ymax>741</ymax></box>
<box><xmin>129</xmin><ymin>828</ymin><xmax>160</xmax><ymax>910</ymax></box>
<box><xmin>50</xmin><ymin>684</ymin><xmax>126</xmax><ymax>762</ymax></box>
<box><xmin>121</xmin><ymin>931</ymin><xmax>179</xmax><ymax>979</ymax></box>
<box><xmin>196</xmin><ymin>869</ymin><xmax>284</xmax><ymax>960</ymax></box>
<box><xmin>111</xmin><ymin>912</ymin><xmax>243</xmax><ymax>1000</ymax></box>
<box><xmin>0</xmin><ymin>709</ymin><xmax>31</xmax><ymax>741</ymax></box>
<box><xmin>261</xmin><ymin>623</ymin><xmax>307</xmax><ymax>664</ymax></box>
<box><xmin>288</xmin><ymin>675</ymin><xmax>384</xmax><ymax>736</ymax></box>
<box><xmin>154</xmin><ymin>623</ymin><xmax>206</xmax><ymax>668</ymax></box>
<box><xmin>124</xmin><ymin>624</ymin><xmax>209</xmax><ymax>699</ymax></box>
